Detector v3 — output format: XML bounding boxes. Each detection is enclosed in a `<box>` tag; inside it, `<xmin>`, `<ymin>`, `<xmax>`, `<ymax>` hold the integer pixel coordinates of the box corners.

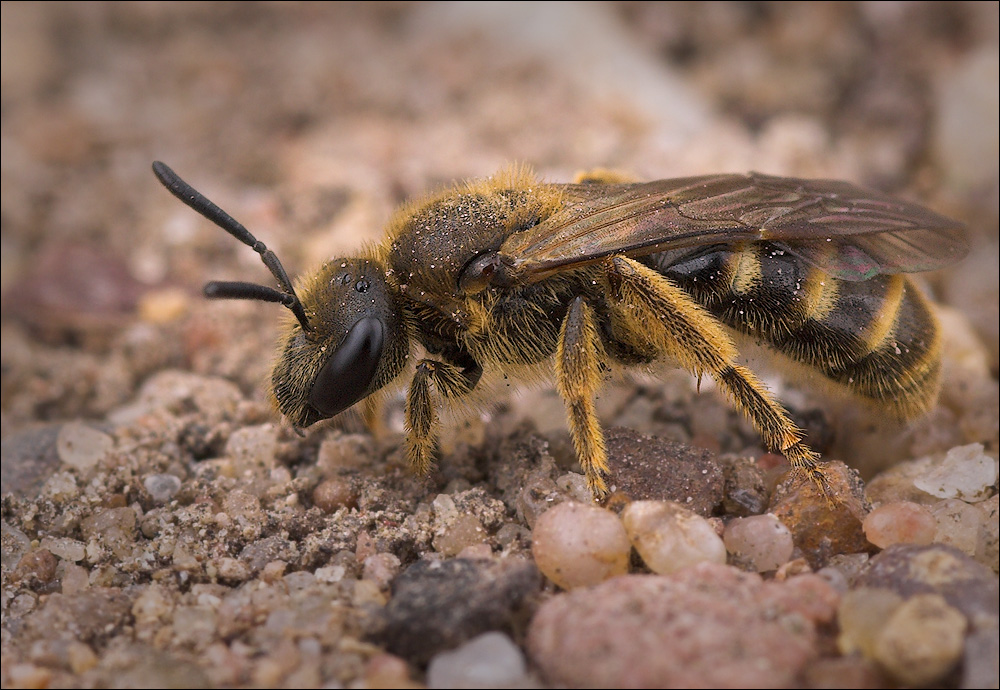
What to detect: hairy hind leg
<box><xmin>604</xmin><ymin>255</ymin><xmax>826</xmax><ymax>489</ymax></box>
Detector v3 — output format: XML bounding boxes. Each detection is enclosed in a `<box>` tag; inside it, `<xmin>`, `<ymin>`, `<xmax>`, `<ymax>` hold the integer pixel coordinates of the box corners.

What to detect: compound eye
<box><xmin>458</xmin><ymin>251</ymin><xmax>501</xmax><ymax>295</ymax></box>
<box><xmin>308</xmin><ymin>316</ymin><xmax>384</xmax><ymax>418</ymax></box>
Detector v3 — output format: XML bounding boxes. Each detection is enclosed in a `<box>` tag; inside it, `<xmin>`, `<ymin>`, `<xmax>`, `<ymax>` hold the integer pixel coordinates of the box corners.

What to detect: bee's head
<box><xmin>271</xmin><ymin>257</ymin><xmax>409</xmax><ymax>428</ymax></box>
<box><xmin>152</xmin><ymin>162</ymin><xmax>409</xmax><ymax>429</ymax></box>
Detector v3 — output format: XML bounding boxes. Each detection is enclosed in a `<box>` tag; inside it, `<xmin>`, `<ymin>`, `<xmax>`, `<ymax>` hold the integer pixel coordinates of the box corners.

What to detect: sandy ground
<box><xmin>2</xmin><ymin>3</ymin><xmax>997</xmax><ymax>688</ymax></box>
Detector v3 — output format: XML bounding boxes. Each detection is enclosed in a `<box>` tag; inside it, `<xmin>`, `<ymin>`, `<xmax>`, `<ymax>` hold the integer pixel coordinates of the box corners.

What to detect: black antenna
<box><xmin>152</xmin><ymin>161</ymin><xmax>312</xmax><ymax>332</ymax></box>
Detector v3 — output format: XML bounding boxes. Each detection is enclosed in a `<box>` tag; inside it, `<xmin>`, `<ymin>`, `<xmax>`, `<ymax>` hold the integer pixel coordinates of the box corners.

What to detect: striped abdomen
<box><xmin>649</xmin><ymin>242</ymin><xmax>942</xmax><ymax>419</ymax></box>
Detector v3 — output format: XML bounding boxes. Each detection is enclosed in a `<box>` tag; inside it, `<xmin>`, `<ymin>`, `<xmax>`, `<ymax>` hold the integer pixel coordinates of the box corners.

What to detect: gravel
<box><xmin>2</xmin><ymin>3</ymin><xmax>997</xmax><ymax>689</ymax></box>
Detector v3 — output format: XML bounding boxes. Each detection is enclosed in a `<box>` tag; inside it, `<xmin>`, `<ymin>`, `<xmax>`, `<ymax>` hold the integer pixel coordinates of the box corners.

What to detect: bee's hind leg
<box><xmin>404</xmin><ymin>356</ymin><xmax>480</xmax><ymax>476</ymax></box>
<box><xmin>556</xmin><ymin>296</ymin><xmax>610</xmax><ymax>500</ymax></box>
<box><xmin>603</xmin><ymin>255</ymin><xmax>827</xmax><ymax>493</ymax></box>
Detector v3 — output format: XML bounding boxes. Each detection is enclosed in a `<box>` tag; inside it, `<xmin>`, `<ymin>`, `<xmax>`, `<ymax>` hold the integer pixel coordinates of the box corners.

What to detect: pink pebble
<box><xmin>862</xmin><ymin>501</ymin><xmax>936</xmax><ymax>548</ymax></box>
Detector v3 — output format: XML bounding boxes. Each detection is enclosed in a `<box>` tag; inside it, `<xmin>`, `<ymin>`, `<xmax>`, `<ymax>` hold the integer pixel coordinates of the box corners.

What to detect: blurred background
<box><xmin>1</xmin><ymin>1</ymin><xmax>997</xmax><ymax>436</ymax></box>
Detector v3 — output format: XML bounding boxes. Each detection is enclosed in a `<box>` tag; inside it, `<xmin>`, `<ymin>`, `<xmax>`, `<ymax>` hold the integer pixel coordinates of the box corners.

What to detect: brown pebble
<box><xmin>15</xmin><ymin>549</ymin><xmax>58</xmax><ymax>585</ymax></box>
<box><xmin>313</xmin><ymin>477</ymin><xmax>358</xmax><ymax>512</ymax></box>
<box><xmin>769</xmin><ymin>460</ymin><xmax>874</xmax><ymax>567</ymax></box>
<box><xmin>604</xmin><ymin>427</ymin><xmax>725</xmax><ymax>516</ymax></box>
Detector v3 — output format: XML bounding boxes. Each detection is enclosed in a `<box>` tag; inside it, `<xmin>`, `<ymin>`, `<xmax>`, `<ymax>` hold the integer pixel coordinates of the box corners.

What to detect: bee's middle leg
<box><xmin>604</xmin><ymin>255</ymin><xmax>825</xmax><ymax>486</ymax></box>
<box><xmin>556</xmin><ymin>296</ymin><xmax>610</xmax><ymax>499</ymax></box>
<box><xmin>405</xmin><ymin>357</ymin><xmax>479</xmax><ymax>475</ymax></box>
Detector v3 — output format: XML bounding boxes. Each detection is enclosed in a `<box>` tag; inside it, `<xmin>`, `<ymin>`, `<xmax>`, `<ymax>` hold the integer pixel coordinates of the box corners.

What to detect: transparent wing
<box><xmin>499</xmin><ymin>172</ymin><xmax>966</xmax><ymax>283</ymax></box>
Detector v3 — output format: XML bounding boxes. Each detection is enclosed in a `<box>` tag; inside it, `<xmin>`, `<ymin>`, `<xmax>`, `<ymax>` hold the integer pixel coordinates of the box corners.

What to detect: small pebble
<box><xmin>426</xmin><ymin>631</ymin><xmax>528</xmax><ymax>689</ymax></box>
<box><xmin>143</xmin><ymin>474</ymin><xmax>182</xmax><ymax>504</ymax></box>
<box><xmin>56</xmin><ymin>422</ymin><xmax>113</xmax><ymax>472</ymax></box>
<box><xmin>836</xmin><ymin>587</ymin><xmax>903</xmax><ymax>657</ymax></box>
<box><xmin>363</xmin><ymin>553</ymin><xmax>402</xmax><ymax>591</ymax></box>
<box><xmin>80</xmin><ymin>507</ymin><xmax>137</xmax><ymax>560</ymax></box>
<box><xmin>42</xmin><ymin>472</ymin><xmax>78</xmax><ymax>501</ymax></box>
<box><xmin>137</xmin><ymin>287</ymin><xmax>189</xmax><ymax>324</ymax></box>
<box><xmin>2</xmin><ymin>521</ymin><xmax>31</xmax><ymax>571</ymax></box>
<box><xmin>316</xmin><ymin>432</ymin><xmax>377</xmax><ymax>472</ymax></box>
<box><xmin>5</xmin><ymin>664</ymin><xmax>52</xmax><ymax>689</ymax></box>
<box><xmin>15</xmin><ymin>549</ymin><xmax>58</xmax><ymax>584</ymax></box>
<box><xmin>723</xmin><ymin>514</ymin><xmax>794</xmax><ymax>572</ymax></box>
<box><xmin>39</xmin><ymin>536</ymin><xmax>86</xmax><ymax>563</ymax></box>
<box><xmin>216</xmin><ymin>557</ymin><xmax>249</xmax><ymax>582</ymax></box>
<box><xmin>515</xmin><ymin>474</ymin><xmax>562</xmax><ymax>529</ymax></box>
<box><xmin>913</xmin><ymin>443</ymin><xmax>997</xmax><ymax>502</ymax></box>
<box><xmin>873</xmin><ymin>593</ymin><xmax>967</xmax><ymax>686</ymax></box>
<box><xmin>225</xmin><ymin>424</ymin><xmax>278</xmax><ymax>470</ymax></box>
<box><xmin>457</xmin><ymin>543</ymin><xmax>493</xmax><ymax>560</ymax></box>
<box><xmin>862</xmin><ymin>501</ymin><xmax>936</xmax><ymax>549</ymax></box>
<box><xmin>621</xmin><ymin>500</ymin><xmax>726</xmax><ymax>575</ymax></box>
<box><xmin>929</xmin><ymin>498</ymin><xmax>982</xmax><ymax>556</ymax></box>
<box><xmin>67</xmin><ymin>642</ymin><xmax>98</xmax><ymax>674</ymax></box>
<box><xmin>134</xmin><ymin>370</ymin><xmax>243</xmax><ymax>420</ymax></box>
<box><xmin>433</xmin><ymin>513</ymin><xmax>488</xmax><ymax>557</ymax></box>
<box><xmin>363</xmin><ymin>652</ymin><xmax>417</xmax><ymax>689</ymax></box>
<box><xmin>132</xmin><ymin>585</ymin><xmax>174</xmax><ymax>625</ymax></box>
<box><xmin>531</xmin><ymin>502</ymin><xmax>630</xmax><ymax>589</ymax></box>
<box><xmin>369</xmin><ymin>558</ymin><xmax>539</xmax><ymax>665</ymax></box>
<box><xmin>314</xmin><ymin>565</ymin><xmax>347</xmax><ymax>583</ymax></box>
<box><xmin>61</xmin><ymin>564</ymin><xmax>89</xmax><ymax>595</ymax></box>
<box><xmin>768</xmin><ymin>460</ymin><xmax>872</xmax><ymax>567</ymax></box>
<box><xmin>312</xmin><ymin>477</ymin><xmax>357</xmax><ymax>513</ymax></box>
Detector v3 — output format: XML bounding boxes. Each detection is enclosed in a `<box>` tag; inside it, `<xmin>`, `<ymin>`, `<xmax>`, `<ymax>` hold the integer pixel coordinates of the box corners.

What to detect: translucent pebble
<box><xmin>316</xmin><ymin>432</ymin><xmax>376</xmax><ymax>472</ymax></box>
<box><xmin>621</xmin><ymin>500</ymin><xmax>726</xmax><ymax>575</ymax></box>
<box><xmin>427</xmin><ymin>631</ymin><xmax>528</xmax><ymax>689</ymax></box>
<box><xmin>314</xmin><ymin>565</ymin><xmax>347</xmax><ymax>583</ymax></box>
<box><xmin>56</xmin><ymin>422</ymin><xmax>113</xmax><ymax>471</ymax></box>
<box><xmin>432</xmin><ymin>493</ymin><xmax>458</xmax><ymax>520</ymax></box>
<box><xmin>143</xmin><ymin>473</ymin><xmax>182</xmax><ymax>504</ymax></box>
<box><xmin>531</xmin><ymin>502</ymin><xmax>630</xmax><ymax>589</ymax></box>
<box><xmin>215</xmin><ymin>557</ymin><xmax>249</xmax><ymax>582</ymax></box>
<box><xmin>80</xmin><ymin>507</ymin><xmax>137</xmax><ymax>560</ymax></box>
<box><xmin>555</xmin><ymin>472</ymin><xmax>592</xmax><ymax>503</ymax></box>
<box><xmin>929</xmin><ymin>498</ymin><xmax>982</xmax><ymax>556</ymax></box>
<box><xmin>222</xmin><ymin>490</ymin><xmax>264</xmax><ymax>540</ymax></box>
<box><xmin>873</xmin><ymin>594</ymin><xmax>967</xmax><ymax>686</ymax></box>
<box><xmin>837</xmin><ymin>587</ymin><xmax>903</xmax><ymax>657</ymax></box>
<box><xmin>364</xmin><ymin>653</ymin><xmax>414</xmax><ymax>689</ymax></box>
<box><xmin>42</xmin><ymin>472</ymin><xmax>78</xmax><ymax>501</ymax></box>
<box><xmin>312</xmin><ymin>477</ymin><xmax>357</xmax><ymax>512</ymax></box>
<box><xmin>1</xmin><ymin>521</ymin><xmax>31</xmax><ymax>570</ymax></box>
<box><xmin>723</xmin><ymin>514</ymin><xmax>794</xmax><ymax>571</ymax></box>
<box><xmin>362</xmin><ymin>553</ymin><xmax>402</xmax><ymax>590</ymax></box>
<box><xmin>913</xmin><ymin>443</ymin><xmax>997</xmax><ymax>502</ymax></box>
<box><xmin>132</xmin><ymin>585</ymin><xmax>173</xmax><ymax>624</ymax></box>
<box><xmin>862</xmin><ymin>501</ymin><xmax>936</xmax><ymax>548</ymax></box>
<box><xmin>224</xmin><ymin>424</ymin><xmax>278</xmax><ymax>469</ymax></box>
<box><xmin>39</xmin><ymin>536</ymin><xmax>86</xmax><ymax>562</ymax></box>
<box><xmin>433</xmin><ymin>513</ymin><xmax>488</xmax><ymax>557</ymax></box>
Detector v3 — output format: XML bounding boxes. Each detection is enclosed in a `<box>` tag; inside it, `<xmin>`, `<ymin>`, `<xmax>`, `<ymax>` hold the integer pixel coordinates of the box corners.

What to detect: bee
<box><xmin>152</xmin><ymin>162</ymin><xmax>965</xmax><ymax>500</ymax></box>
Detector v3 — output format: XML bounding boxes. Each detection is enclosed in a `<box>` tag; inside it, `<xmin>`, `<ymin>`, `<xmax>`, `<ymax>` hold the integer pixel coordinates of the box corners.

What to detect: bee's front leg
<box><xmin>555</xmin><ymin>296</ymin><xmax>610</xmax><ymax>500</ymax></box>
<box><xmin>404</xmin><ymin>356</ymin><xmax>480</xmax><ymax>476</ymax></box>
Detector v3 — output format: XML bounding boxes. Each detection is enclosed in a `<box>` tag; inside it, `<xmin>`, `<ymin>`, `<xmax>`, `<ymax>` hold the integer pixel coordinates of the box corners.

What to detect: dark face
<box><xmin>270</xmin><ymin>257</ymin><xmax>409</xmax><ymax>428</ymax></box>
